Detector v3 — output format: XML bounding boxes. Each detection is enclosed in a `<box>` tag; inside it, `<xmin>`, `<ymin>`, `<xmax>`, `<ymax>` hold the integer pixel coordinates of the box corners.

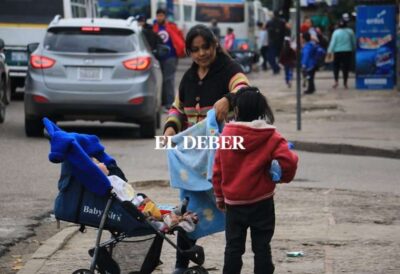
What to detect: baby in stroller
<box><xmin>92</xmin><ymin>157</ymin><xmax>199</xmax><ymax>234</ymax></box>
<box><xmin>43</xmin><ymin>118</ymin><xmax>207</xmax><ymax>274</ymax></box>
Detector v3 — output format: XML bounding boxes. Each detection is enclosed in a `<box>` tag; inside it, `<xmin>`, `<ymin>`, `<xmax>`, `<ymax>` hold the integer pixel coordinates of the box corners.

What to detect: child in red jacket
<box><xmin>212</xmin><ymin>86</ymin><xmax>298</xmax><ymax>274</ymax></box>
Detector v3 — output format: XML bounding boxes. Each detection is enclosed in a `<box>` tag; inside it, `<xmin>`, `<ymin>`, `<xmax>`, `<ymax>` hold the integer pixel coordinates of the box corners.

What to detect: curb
<box><xmin>293</xmin><ymin>141</ymin><xmax>400</xmax><ymax>159</ymax></box>
<box><xmin>17</xmin><ymin>226</ymin><xmax>79</xmax><ymax>274</ymax></box>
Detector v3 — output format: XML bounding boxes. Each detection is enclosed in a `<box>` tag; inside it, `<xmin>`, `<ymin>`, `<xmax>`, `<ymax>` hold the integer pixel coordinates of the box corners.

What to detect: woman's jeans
<box><xmin>267</xmin><ymin>46</ymin><xmax>280</xmax><ymax>74</ymax></box>
<box><xmin>284</xmin><ymin>65</ymin><xmax>293</xmax><ymax>84</ymax></box>
<box><xmin>333</xmin><ymin>51</ymin><xmax>352</xmax><ymax>85</ymax></box>
<box><xmin>160</xmin><ymin>57</ymin><xmax>178</xmax><ymax>108</ymax></box>
<box><xmin>223</xmin><ymin>198</ymin><xmax>275</xmax><ymax>274</ymax></box>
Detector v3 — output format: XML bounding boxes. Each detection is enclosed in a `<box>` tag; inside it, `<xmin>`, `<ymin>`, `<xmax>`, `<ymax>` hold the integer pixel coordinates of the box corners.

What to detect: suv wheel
<box><xmin>4</xmin><ymin>78</ymin><xmax>11</xmax><ymax>105</ymax></box>
<box><xmin>0</xmin><ymin>78</ymin><xmax>6</xmax><ymax>123</ymax></box>
<box><xmin>140</xmin><ymin>117</ymin><xmax>156</xmax><ymax>139</ymax></box>
<box><xmin>25</xmin><ymin>116</ymin><xmax>44</xmax><ymax>137</ymax></box>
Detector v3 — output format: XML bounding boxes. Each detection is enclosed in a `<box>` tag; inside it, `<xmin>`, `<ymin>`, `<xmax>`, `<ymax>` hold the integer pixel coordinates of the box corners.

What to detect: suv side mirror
<box><xmin>153</xmin><ymin>44</ymin><xmax>170</xmax><ymax>58</ymax></box>
<box><xmin>0</xmin><ymin>39</ymin><xmax>5</xmax><ymax>51</ymax></box>
<box><xmin>27</xmin><ymin>42</ymin><xmax>39</xmax><ymax>54</ymax></box>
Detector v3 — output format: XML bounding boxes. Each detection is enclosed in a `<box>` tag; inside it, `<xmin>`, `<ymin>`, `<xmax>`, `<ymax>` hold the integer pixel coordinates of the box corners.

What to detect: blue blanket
<box><xmin>43</xmin><ymin>118</ymin><xmax>113</xmax><ymax>196</ymax></box>
<box><xmin>167</xmin><ymin>109</ymin><xmax>225</xmax><ymax>239</ymax></box>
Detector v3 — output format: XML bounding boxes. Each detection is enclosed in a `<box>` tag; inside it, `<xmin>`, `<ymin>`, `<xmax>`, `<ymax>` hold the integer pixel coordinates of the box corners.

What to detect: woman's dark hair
<box><xmin>156</xmin><ymin>8</ymin><xmax>166</xmax><ymax>15</ymax></box>
<box><xmin>185</xmin><ymin>24</ymin><xmax>220</xmax><ymax>55</ymax></box>
<box><xmin>338</xmin><ymin>20</ymin><xmax>347</xmax><ymax>28</ymax></box>
<box><xmin>233</xmin><ymin>87</ymin><xmax>275</xmax><ymax>124</ymax></box>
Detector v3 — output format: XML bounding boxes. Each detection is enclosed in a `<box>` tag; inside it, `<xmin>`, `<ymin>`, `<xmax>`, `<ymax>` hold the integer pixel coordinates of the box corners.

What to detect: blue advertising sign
<box><xmin>356</xmin><ymin>5</ymin><xmax>396</xmax><ymax>89</ymax></box>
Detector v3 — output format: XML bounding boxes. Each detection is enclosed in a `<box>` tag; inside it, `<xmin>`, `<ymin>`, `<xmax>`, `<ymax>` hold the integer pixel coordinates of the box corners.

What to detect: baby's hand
<box><xmin>269</xmin><ymin>159</ymin><xmax>281</xmax><ymax>183</ymax></box>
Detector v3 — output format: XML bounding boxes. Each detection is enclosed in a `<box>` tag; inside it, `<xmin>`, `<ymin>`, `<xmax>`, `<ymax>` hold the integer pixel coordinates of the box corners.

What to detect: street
<box><xmin>1</xmin><ymin>60</ymin><xmax>400</xmax><ymax>273</ymax></box>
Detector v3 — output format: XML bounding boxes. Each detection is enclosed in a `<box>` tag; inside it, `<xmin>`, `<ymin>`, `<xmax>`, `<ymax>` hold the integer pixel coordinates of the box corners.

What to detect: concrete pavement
<box><xmin>17</xmin><ymin>71</ymin><xmax>400</xmax><ymax>274</ymax></box>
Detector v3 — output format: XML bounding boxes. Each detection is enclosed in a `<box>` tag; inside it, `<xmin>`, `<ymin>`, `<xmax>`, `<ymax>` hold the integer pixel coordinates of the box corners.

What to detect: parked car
<box><xmin>0</xmin><ymin>38</ymin><xmax>8</xmax><ymax>123</ymax></box>
<box><xmin>24</xmin><ymin>16</ymin><xmax>167</xmax><ymax>137</ymax></box>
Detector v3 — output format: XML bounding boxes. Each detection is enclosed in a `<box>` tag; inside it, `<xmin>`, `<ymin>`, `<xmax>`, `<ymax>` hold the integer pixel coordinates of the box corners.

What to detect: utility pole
<box><xmin>296</xmin><ymin>0</ymin><xmax>302</xmax><ymax>130</ymax></box>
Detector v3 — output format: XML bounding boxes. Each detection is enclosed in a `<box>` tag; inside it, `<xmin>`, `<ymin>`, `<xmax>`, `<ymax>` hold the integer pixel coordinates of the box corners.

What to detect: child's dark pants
<box><xmin>223</xmin><ymin>198</ymin><xmax>275</xmax><ymax>274</ymax></box>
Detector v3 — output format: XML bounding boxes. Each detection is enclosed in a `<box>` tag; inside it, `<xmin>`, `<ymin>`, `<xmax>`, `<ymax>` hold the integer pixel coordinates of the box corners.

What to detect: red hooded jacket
<box><xmin>212</xmin><ymin>120</ymin><xmax>298</xmax><ymax>205</ymax></box>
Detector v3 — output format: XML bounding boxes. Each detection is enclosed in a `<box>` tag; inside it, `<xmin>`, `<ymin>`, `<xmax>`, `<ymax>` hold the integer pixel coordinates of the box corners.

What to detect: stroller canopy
<box><xmin>43</xmin><ymin>118</ymin><xmax>112</xmax><ymax>196</ymax></box>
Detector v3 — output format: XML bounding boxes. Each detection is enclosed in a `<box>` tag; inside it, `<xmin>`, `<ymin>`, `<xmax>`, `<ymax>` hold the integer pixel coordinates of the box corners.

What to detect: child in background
<box><xmin>279</xmin><ymin>36</ymin><xmax>296</xmax><ymax>88</ymax></box>
<box><xmin>212</xmin><ymin>87</ymin><xmax>298</xmax><ymax>274</ymax></box>
<box><xmin>301</xmin><ymin>32</ymin><xmax>318</xmax><ymax>94</ymax></box>
<box><xmin>224</xmin><ymin>27</ymin><xmax>235</xmax><ymax>51</ymax></box>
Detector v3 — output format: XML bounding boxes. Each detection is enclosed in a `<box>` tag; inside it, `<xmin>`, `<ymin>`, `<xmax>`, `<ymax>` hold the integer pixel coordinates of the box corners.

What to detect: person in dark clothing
<box><xmin>210</xmin><ymin>18</ymin><xmax>221</xmax><ymax>42</ymax></box>
<box><xmin>136</xmin><ymin>15</ymin><xmax>163</xmax><ymax>51</ymax></box>
<box><xmin>266</xmin><ymin>11</ymin><xmax>286</xmax><ymax>74</ymax></box>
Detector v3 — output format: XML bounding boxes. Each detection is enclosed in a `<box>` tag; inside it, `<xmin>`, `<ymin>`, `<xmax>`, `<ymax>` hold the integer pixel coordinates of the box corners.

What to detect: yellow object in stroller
<box><xmin>43</xmin><ymin>118</ymin><xmax>207</xmax><ymax>274</ymax></box>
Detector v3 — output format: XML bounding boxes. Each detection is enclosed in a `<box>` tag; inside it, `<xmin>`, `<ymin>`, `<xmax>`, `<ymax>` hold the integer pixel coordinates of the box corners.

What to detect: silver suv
<box><xmin>24</xmin><ymin>16</ymin><xmax>165</xmax><ymax>137</ymax></box>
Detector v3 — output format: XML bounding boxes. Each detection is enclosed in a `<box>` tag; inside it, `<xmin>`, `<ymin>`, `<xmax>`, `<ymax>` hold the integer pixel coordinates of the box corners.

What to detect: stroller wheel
<box><xmin>72</xmin><ymin>269</ymin><xmax>94</xmax><ymax>274</ymax></box>
<box><xmin>183</xmin><ymin>266</ymin><xmax>209</xmax><ymax>274</ymax></box>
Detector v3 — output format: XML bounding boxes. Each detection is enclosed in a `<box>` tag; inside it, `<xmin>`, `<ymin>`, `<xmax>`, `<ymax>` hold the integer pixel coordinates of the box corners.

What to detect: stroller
<box><xmin>43</xmin><ymin>118</ymin><xmax>208</xmax><ymax>274</ymax></box>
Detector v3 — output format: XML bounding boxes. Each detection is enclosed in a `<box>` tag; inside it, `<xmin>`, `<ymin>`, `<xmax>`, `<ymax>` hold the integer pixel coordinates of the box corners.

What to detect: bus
<box><xmin>0</xmin><ymin>0</ymin><xmax>96</xmax><ymax>97</ymax></box>
<box><xmin>171</xmin><ymin>0</ymin><xmax>269</xmax><ymax>49</ymax></box>
<box><xmin>97</xmin><ymin>0</ymin><xmax>268</xmax><ymax>49</ymax></box>
<box><xmin>192</xmin><ymin>0</ymin><xmax>267</xmax><ymax>49</ymax></box>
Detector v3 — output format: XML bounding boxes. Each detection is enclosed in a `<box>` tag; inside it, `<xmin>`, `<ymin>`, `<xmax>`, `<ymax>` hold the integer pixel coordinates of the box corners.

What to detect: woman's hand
<box><xmin>164</xmin><ymin>127</ymin><xmax>176</xmax><ymax>137</ymax></box>
<box><xmin>214</xmin><ymin>97</ymin><xmax>230</xmax><ymax>122</ymax></box>
<box><xmin>163</xmin><ymin>127</ymin><xmax>176</xmax><ymax>146</ymax></box>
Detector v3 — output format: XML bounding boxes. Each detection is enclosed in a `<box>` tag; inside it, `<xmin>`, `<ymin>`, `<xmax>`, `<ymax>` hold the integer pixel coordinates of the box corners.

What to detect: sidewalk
<box><xmin>18</xmin><ymin>72</ymin><xmax>400</xmax><ymax>274</ymax></box>
<box><xmin>18</xmin><ymin>185</ymin><xmax>400</xmax><ymax>274</ymax></box>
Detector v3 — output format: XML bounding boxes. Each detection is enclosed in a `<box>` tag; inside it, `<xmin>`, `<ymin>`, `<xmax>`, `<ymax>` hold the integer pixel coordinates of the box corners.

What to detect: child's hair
<box><xmin>281</xmin><ymin>37</ymin><xmax>293</xmax><ymax>56</ymax></box>
<box><xmin>233</xmin><ymin>86</ymin><xmax>275</xmax><ymax>124</ymax></box>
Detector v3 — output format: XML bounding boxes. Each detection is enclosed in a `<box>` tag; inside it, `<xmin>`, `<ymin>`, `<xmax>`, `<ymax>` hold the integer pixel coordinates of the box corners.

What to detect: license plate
<box><xmin>78</xmin><ymin>67</ymin><xmax>102</xmax><ymax>81</ymax></box>
<box><xmin>11</xmin><ymin>52</ymin><xmax>27</xmax><ymax>62</ymax></box>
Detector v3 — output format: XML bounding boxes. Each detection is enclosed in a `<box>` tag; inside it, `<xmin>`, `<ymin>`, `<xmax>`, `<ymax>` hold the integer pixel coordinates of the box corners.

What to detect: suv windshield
<box><xmin>44</xmin><ymin>27</ymin><xmax>136</xmax><ymax>53</ymax></box>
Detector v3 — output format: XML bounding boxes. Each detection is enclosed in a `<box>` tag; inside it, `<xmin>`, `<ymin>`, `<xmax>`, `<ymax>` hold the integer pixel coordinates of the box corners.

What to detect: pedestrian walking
<box><xmin>266</xmin><ymin>11</ymin><xmax>286</xmax><ymax>74</ymax></box>
<box><xmin>153</xmin><ymin>8</ymin><xmax>185</xmax><ymax>110</ymax></box>
<box><xmin>163</xmin><ymin>24</ymin><xmax>250</xmax><ymax>274</ymax></box>
<box><xmin>210</xmin><ymin>18</ymin><xmax>221</xmax><ymax>42</ymax></box>
<box><xmin>301</xmin><ymin>32</ymin><xmax>318</xmax><ymax>94</ymax></box>
<box><xmin>279</xmin><ymin>37</ymin><xmax>296</xmax><ymax>88</ymax></box>
<box><xmin>212</xmin><ymin>86</ymin><xmax>298</xmax><ymax>274</ymax></box>
<box><xmin>256</xmin><ymin>21</ymin><xmax>269</xmax><ymax>71</ymax></box>
<box><xmin>327</xmin><ymin>19</ymin><xmax>356</xmax><ymax>89</ymax></box>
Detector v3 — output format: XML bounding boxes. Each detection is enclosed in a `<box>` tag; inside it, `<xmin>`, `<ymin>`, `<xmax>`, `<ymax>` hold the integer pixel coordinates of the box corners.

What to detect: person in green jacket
<box><xmin>327</xmin><ymin>20</ymin><xmax>356</xmax><ymax>89</ymax></box>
